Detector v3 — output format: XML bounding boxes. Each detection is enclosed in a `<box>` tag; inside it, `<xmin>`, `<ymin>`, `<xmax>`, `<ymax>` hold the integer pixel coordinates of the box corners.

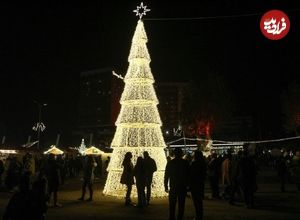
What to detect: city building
<box><xmin>76</xmin><ymin>68</ymin><xmax>123</xmax><ymax>145</ymax></box>
<box><xmin>77</xmin><ymin>72</ymin><xmax>188</xmax><ymax>145</ymax></box>
<box><xmin>155</xmin><ymin>82</ymin><xmax>187</xmax><ymax>133</ymax></box>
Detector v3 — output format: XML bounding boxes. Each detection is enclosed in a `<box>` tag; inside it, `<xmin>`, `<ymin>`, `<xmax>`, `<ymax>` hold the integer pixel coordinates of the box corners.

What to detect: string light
<box><xmin>167</xmin><ymin>136</ymin><xmax>300</xmax><ymax>145</ymax></box>
<box><xmin>103</xmin><ymin>20</ymin><xmax>167</xmax><ymax>198</ymax></box>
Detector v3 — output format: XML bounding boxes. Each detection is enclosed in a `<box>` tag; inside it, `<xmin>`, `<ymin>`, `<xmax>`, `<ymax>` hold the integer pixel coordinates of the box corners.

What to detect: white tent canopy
<box><xmin>84</xmin><ymin>146</ymin><xmax>104</xmax><ymax>155</ymax></box>
<box><xmin>44</xmin><ymin>145</ymin><xmax>64</xmax><ymax>155</ymax></box>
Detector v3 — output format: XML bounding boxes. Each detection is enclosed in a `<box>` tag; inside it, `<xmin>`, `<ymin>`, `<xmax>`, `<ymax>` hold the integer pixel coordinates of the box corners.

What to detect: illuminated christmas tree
<box><xmin>103</xmin><ymin>5</ymin><xmax>167</xmax><ymax>198</ymax></box>
<box><xmin>78</xmin><ymin>138</ymin><xmax>87</xmax><ymax>155</ymax></box>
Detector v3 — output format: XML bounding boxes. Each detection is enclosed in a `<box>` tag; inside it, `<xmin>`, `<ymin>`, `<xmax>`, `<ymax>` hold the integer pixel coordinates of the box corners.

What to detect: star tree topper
<box><xmin>133</xmin><ymin>2</ymin><xmax>150</xmax><ymax>19</ymax></box>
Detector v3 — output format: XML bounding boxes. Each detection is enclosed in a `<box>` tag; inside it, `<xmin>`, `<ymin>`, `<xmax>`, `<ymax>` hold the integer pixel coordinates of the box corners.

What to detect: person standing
<box><xmin>276</xmin><ymin>155</ymin><xmax>288</xmax><ymax>192</ymax></box>
<box><xmin>120</xmin><ymin>152</ymin><xmax>134</xmax><ymax>206</ymax></box>
<box><xmin>3</xmin><ymin>173</ymin><xmax>35</xmax><ymax>220</ymax></box>
<box><xmin>207</xmin><ymin>153</ymin><xmax>221</xmax><ymax>199</ymax></box>
<box><xmin>189</xmin><ymin>150</ymin><xmax>207</xmax><ymax>220</ymax></box>
<box><xmin>78</xmin><ymin>155</ymin><xmax>97</xmax><ymax>201</ymax></box>
<box><xmin>228</xmin><ymin>151</ymin><xmax>243</xmax><ymax>205</ymax></box>
<box><xmin>133</xmin><ymin>156</ymin><xmax>146</xmax><ymax>208</ymax></box>
<box><xmin>221</xmin><ymin>152</ymin><xmax>233</xmax><ymax>199</ymax></box>
<box><xmin>31</xmin><ymin>172</ymin><xmax>48</xmax><ymax>220</ymax></box>
<box><xmin>0</xmin><ymin>159</ymin><xmax>4</xmax><ymax>187</ymax></box>
<box><xmin>164</xmin><ymin>148</ymin><xmax>189</xmax><ymax>220</ymax></box>
<box><xmin>45</xmin><ymin>154</ymin><xmax>61</xmax><ymax>207</ymax></box>
<box><xmin>143</xmin><ymin>151</ymin><xmax>157</xmax><ymax>205</ymax></box>
<box><xmin>236</xmin><ymin>149</ymin><xmax>257</xmax><ymax>209</ymax></box>
<box><xmin>104</xmin><ymin>156</ymin><xmax>110</xmax><ymax>176</ymax></box>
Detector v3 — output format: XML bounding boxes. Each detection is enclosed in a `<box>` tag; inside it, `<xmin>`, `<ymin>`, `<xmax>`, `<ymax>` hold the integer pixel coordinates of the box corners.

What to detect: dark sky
<box><xmin>0</xmin><ymin>1</ymin><xmax>300</xmax><ymax>145</ymax></box>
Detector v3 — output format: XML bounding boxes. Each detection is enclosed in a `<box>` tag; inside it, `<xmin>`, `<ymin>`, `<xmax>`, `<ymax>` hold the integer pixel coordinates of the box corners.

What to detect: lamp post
<box><xmin>33</xmin><ymin>101</ymin><xmax>47</xmax><ymax>150</ymax></box>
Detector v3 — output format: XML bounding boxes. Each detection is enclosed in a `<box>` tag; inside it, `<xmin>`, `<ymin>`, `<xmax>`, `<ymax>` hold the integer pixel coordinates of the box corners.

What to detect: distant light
<box><xmin>0</xmin><ymin>149</ymin><xmax>17</xmax><ymax>154</ymax></box>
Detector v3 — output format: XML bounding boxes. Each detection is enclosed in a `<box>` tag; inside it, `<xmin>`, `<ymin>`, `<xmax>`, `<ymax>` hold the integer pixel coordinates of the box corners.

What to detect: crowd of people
<box><xmin>0</xmin><ymin>146</ymin><xmax>300</xmax><ymax>220</ymax></box>
<box><xmin>0</xmin><ymin>152</ymin><xmax>109</xmax><ymax>219</ymax></box>
<box><xmin>161</xmin><ymin>146</ymin><xmax>300</xmax><ymax>220</ymax></box>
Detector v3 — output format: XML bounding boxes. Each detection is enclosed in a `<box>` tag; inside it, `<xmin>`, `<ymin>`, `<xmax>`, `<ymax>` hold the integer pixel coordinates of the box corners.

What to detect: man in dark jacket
<box><xmin>236</xmin><ymin>149</ymin><xmax>257</xmax><ymax>208</ymax></box>
<box><xmin>189</xmin><ymin>150</ymin><xmax>207</xmax><ymax>220</ymax></box>
<box><xmin>164</xmin><ymin>148</ymin><xmax>189</xmax><ymax>220</ymax></box>
<box><xmin>78</xmin><ymin>155</ymin><xmax>97</xmax><ymax>201</ymax></box>
<box><xmin>45</xmin><ymin>154</ymin><xmax>61</xmax><ymax>207</ymax></box>
<box><xmin>143</xmin><ymin>151</ymin><xmax>157</xmax><ymax>205</ymax></box>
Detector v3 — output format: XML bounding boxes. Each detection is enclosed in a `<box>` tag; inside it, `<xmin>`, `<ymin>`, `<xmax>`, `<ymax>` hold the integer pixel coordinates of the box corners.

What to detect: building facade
<box><xmin>77</xmin><ymin>68</ymin><xmax>123</xmax><ymax>145</ymax></box>
<box><xmin>155</xmin><ymin>82</ymin><xmax>187</xmax><ymax>134</ymax></box>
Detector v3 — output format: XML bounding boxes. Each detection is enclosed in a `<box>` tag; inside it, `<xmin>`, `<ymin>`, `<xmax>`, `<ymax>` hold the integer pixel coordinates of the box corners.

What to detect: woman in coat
<box><xmin>120</xmin><ymin>152</ymin><xmax>134</xmax><ymax>206</ymax></box>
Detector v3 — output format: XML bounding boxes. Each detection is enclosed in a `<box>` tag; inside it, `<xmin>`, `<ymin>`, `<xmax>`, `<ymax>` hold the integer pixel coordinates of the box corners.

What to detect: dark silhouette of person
<box><xmin>45</xmin><ymin>154</ymin><xmax>61</xmax><ymax>207</ymax></box>
<box><xmin>56</xmin><ymin>155</ymin><xmax>66</xmax><ymax>185</ymax></box>
<box><xmin>120</xmin><ymin>152</ymin><xmax>134</xmax><ymax>206</ymax></box>
<box><xmin>229</xmin><ymin>150</ymin><xmax>243</xmax><ymax>205</ymax></box>
<box><xmin>104</xmin><ymin>156</ymin><xmax>110</xmax><ymax>176</ymax></box>
<box><xmin>207</xmin><ymin>153</ymin><xmax>221</xmax><ymax>199</ymax></box>
<box><xmin>276</xmin><ymin>155</ymin><xmax>288</xmax><ymax>192</ymax></box>
<box><xmin>221</xmin><ymin>152</ymin><xmax>233</xmax><ymax>199</ymax></box>
<box><xmin>78</xmin><ymin>155</ymin><xmax>97</xmax><ymax>201</ymax></box>
<box><xmin>31</xmin><ymin>172</ymin><xmax>48</xmax><ymax>220</ymax></box>
<box><xmin>5</xmin><ymin>156</ymin><xmax>22</xmax><ymax>192</ymax></box>
<box><xmin>0</xmin><ymin>159</ymin><xmax>4</xmax><ymax>187</ymax></box>
<box><xmin>134</xmin><ymin>156</ymin><xmax>146</xmax><ymax>208</ymax></box>
<box><xmin>3</xmin><ymin>173</ymin><xmax>34</xmax><ymax>220</ymax></box>
<box><xmin>143</xmin><ymin>151</ymin><xmax>157</xmax><ymax>205</ymax></box>
<box><xmin>97</xmin><ymin>155</ymin><xmax>103</xmax><ymax>177</ymax></box>
<box><xmin>189</xmin><ymin>150</ymin><xmax>207</xmax><ymax>220</ymax></box>
<box><xmin>236</xmin><ymin>148</ymin><xmax>257</xmax><ymax>208</ymax></box>
<box><xmin>164</xmin><ymin>148</ymin><xmax>189</xmax><ymax>220</ymax></box>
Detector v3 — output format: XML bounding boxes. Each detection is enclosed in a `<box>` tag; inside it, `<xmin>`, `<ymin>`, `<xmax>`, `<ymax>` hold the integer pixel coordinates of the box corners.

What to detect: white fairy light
<box><xmin>78</xmin><ymin>139</ymin><xmax>87</xmax><ymax>155</ymax></box>
<box><xmin>32</xmin><ymin>122</ymin><xmax>46</xmax><ymax>132</ymax></box>
<box><xmin>103</xmin><ymin>20</ymin><xmax>167</xmax><ymax>198</ymax></box>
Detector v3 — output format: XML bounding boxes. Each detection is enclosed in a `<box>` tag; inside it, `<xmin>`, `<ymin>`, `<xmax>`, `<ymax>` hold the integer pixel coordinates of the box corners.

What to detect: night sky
<box><xmin>0</xmin><ymin>1</ymin><xmax>300</xmax><ymax>145</ymax></box>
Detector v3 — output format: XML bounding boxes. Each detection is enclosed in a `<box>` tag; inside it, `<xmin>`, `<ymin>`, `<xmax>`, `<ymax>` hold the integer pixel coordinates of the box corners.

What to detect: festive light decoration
<box><xmin>78</xmin><ymin>139</ymin><xmax>87</xmax><ymax>155</ymax></box>
<box><xmin>32</xmin><ymin>122</ymin><xmax>46</xmax><ymax>132</ymax></box>
<box><xmin>44</xmin><ymin>145</ymin><xmax>64</xmax><ymax>155</ymax></box>
<box><xmin>133</xmin><ymin>2</ymin><xmax>150</xmax><ymax>19</ymax></box>
<box><xmin>167</xmin><ymin>136</ymin><xmax>300</xmax><ymax>145</ymax></box>
<box><xmin>84</xmin><ymin>146</ymin><xmax>104</xmax><ymax>155</ymax></box>
<box><xmin>103</xmin><ymin>19</ymin><xmax>167</xmax><ymax>198</ymax></box>
<box><xmin>0</xmin><ymin>149</ymin><xmax>18</xmax><ymax>154</ymax></box>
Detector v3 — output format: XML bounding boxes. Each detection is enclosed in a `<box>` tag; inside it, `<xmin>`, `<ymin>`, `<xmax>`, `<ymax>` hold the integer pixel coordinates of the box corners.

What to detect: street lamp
<box><xmin>32</xmin><ymin>101</ymin><xmax>47</xmax><ymax>150</ymax></box>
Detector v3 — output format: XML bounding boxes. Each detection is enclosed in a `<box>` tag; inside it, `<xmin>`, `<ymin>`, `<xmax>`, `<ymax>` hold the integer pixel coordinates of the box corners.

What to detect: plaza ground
<box><xmin>0</xmin><ymin>167</ymin><xmax>300</xmax><ymax>220</ymax></box>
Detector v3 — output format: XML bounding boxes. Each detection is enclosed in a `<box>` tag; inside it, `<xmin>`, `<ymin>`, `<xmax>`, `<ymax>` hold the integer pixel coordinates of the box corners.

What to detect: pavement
<box><xmin>0</xmin><ymin>167</ymin><xmax>300</xmax><ymax>220</ymax></box>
